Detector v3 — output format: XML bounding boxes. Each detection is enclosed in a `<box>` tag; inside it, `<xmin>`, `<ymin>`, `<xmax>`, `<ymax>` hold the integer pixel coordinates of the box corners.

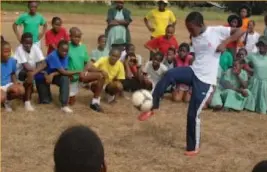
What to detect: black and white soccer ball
<box><xmin>132</xmin><ymin>89</ymin><xmax>153</xmax><ymax>112</ymax></box>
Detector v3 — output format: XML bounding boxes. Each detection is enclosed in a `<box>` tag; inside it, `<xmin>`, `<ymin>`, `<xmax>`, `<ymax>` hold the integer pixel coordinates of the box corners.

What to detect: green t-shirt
<box><xmin>15</xmin><ymin>13</ymin><xmax>46</xmax><ymax>43</ymax></box>
<box><xmin>91</xmin><ymin>48</ymin><xmax>109</xmax><ymax>62</ymax></box>
<box><xmin>219</xmin><ymin>50</ymin><xmax>233</xmax><ymax>71</ymax></box>
<box><xmin>68</xmin><ymin>43</ymin><xmax>90</xmax><ymax>82</ymax></box>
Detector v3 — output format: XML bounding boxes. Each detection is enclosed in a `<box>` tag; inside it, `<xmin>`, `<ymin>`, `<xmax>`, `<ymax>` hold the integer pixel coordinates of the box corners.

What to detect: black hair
<box><xmin>125</xmin><ymin>52</ymin><xmax>136</xmax><ymax>59</ymax></box>
<box><xmin>54</xmin><ymin>125</ymin><xmax>104</xmax><ymax>172</ymax></box>
<box><xmin>126</xmin><ymin>43</ymin><xmax>134</xmax><ymax>51</ymax></box>
<box><xmin>238</xmin><ymin>48</ymin><xmax>248</xmax><ymax>55</ymax></box>
<box><xmin>57</xmin><ymin>40</ymin><xmax>69</xmax><ymax>49</ymax></box>
<box><xmin>153</xmin><ymin>51</ymin><xmax>164</xmax><ymax>61</ymax></box>
<box><xmin>109</xmin><ymin>47</ymin><xmax>121</xmax><ymax>55</ymax></box>
<box><xmin>1</xmin><ymin>35</ymin><xmax>5</xmax><ymax>42</ymax></box>
<box><xmin>166</xmin><ymin>24</ymin><xmax>174</xmax><ymax>30</ymax></box>
<box><xmin>238</xmin><ymin>4</ymin><xmax>251</xmax><ymax>18</ymax></box>
<box><xmin>52</xmin><ymin>16</ymin><xmax>62</xmax><ymax>24</ymax></box>
<box><xmin>185</xmin><ymin>11</ymin><xmax>204</xmax><ymax>26</ymax></box>
<box><xmin>97</xmin><ymin>34</ymin><xmax>106</xmax><ymax>42</ymax></box>
<box><xmin>28</xmin><ymin>1</ymin><xmax>38</xmax><ymax>6</ymax></box>
<box><xmin>248</xmin><ymin>20</ymin><xmax>256</xmax><ymax>26</ymax></box>
<box><xmin>179</xmin><ymin>42</ymin><xmax>190</xmax><ymax>52</ymax></box>
<box><xmin>252</xmin><ymin>160</ymin><xmax>267</xmax><ymax>172</ymax></box>
<box><xmin>265</xmin><ymin>14</ymin><xmax>267</xmax><ymax>21</ymax></box>
<box><xmin>1</xmin><ymin>40</ymin><xmax>10</xmax><ymax>49</ymax></box>
<box><xmin>167</xmin><ymin>47</ymin><xmax>176</xmax><ymax>54</ymax></box>
<box><xmin>21</xmin><ymin>32</ymin><xmax>33</xmax><ymax>42</ymax></box>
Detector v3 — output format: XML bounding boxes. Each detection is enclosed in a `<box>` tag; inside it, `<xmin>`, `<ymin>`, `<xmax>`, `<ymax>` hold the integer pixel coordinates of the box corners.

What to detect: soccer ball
<box><xmin>132</xmin><ymin>89</ymin><xmax>153</xmax><ymax>112</ymax></box>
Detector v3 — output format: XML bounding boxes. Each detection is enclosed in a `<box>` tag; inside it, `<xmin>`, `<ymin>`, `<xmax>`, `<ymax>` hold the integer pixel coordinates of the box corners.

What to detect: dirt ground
<box><xmin>1</xmin><ymin>12</ymin><xmax>267</xmax><ymax>172</ymax></box>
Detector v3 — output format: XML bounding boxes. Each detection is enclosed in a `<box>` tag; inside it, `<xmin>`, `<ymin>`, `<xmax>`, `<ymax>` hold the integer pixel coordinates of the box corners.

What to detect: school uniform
<box><xmin>45</xmin><ymin>28</ymin><xmax>69</xmax><ymax>55</ymax></box>
<box><xmin>143</xmin><ymin>61</ymin><xmax>168</xmax><ymax>92</ymax></box>
<box><xmin>152</xmin><ymin>26</ymin><xmax>231</xmax><ymax>151</ymax></box>
<box><xmin>15</xmin><ymin>13</ymin><xmax>46</xmax><ymax>47</ymax></box>
<box><xmin>93</xmin><ymin>56</ymin><xmax>125</xmax><ymax>94</ymax></box>
<box><xmin>211</xmin><ymin>68</ymin><xmax>255</xmax><ymax>111</ymax></box>
<box><xmin>145</xmin><ymin>9</ymin><xmax>176</xmax><ymax>38</ymax></box>
<box><xmin>241</xmin><ymin>32</ymin><xmax>260</xmax><ymax>54</ymax></box>
<box><xmin>91</xmin><ymin>48</ymin><xmax>109</xmax><ymax>62</ymax></box>
<box><xmin>219</xmin><ymin>50</ymin><xmax>233</xmax><ymax>71</ymax></box>
<box><xmin>146</xmin><ymin>35</ymin><xmax>179</xmax><ymax>56</ymax></box>
<box><xmin>35</xmin><ymin>50</ymin><xmax>70</xmax><ymax>106</ymax></box>
<box><xmin>68</xmin><ymin>43</ymin><xmax>90</xmax><ymax>97</ymax></box>
<box><xmin>246</xmin><ymin>51</ymin><xmax>267</xmax><ymax>114</ymax></box>
<box><xmin>1</xmin><ymin>58</ymin><xmax>17</xmax><ymax>92</ymax></box>
<box><xmin>14</xmin><ymin>44</ymin><xmax>45</xmax><ymax>82</ymax></box>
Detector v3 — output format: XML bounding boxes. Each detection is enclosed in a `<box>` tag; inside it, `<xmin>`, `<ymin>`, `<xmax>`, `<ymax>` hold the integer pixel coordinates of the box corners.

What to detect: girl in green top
<box><xmin>246</xmin><ymin>36</ymin><xmax>267</xmax><ymax>114</ymax></box>
<box><xmin>210</xmin><ymin>59</ymin><xmax>255</xmax><ymax>111</ymax></box>
<box><xmin>13</xmin><ymin>1</ymin><xmax>47</xmax><ymax>48</ymax></box>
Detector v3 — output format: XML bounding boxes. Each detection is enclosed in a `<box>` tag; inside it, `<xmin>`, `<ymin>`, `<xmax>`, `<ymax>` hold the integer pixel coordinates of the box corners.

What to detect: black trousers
<box><xmin>36</xmin><ymin>75</ymin><xmax>70</xmax><ymax>107</ymax></box>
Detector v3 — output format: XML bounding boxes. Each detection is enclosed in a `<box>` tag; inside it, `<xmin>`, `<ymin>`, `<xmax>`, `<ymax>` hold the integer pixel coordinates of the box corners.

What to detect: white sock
<box><xmin>92</xmin><ymin>97</ymin><xmax>100</xmax><ymax>105</ymax></box>
<box><xmin>25</xmin><ymin>101</ymin><xmax>31</xmax><ymax>106</ymax></box>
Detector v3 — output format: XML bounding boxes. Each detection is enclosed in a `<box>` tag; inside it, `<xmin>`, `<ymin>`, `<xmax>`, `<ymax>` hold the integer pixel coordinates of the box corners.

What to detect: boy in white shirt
<box><xmin>241</xmin><ymin>20</ymin><xmax>260</xmax><ymax>53</ymax></box>
<box><xmin>120</xmin><ymin>43</ymin><xmax>142</xmax><ymax>67</ymax></box>
<box><xmin>138</xmin><ymin>12</ymin><xmax>244</xmax><ymax>156</ymax></box>
<box><xmin>14</xmin><ymin>32</ymin><xmax>46</xmax><ymax>111</ymax></box>
<box><xmin>142</xmin><ymin>52</ymin><xmax>167</xmax><ymax>92</ymax></box>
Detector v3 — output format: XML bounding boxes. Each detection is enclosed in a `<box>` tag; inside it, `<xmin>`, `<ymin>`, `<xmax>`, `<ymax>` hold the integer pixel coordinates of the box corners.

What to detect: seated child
<box><xmin>172</xmin><ymin>43</ymin><xmax>193</xmax><ymax>102</ymax></box>
<box><xmin>14</xmin><ymin>32</ymin><xmax>46</xmax><ymax>112</ymax></box>
<box><xmin>35</xmin><ymin>40</ymin><xmax>81</xmax><ymax>113</ymax></box>
<box><xmin>1</xmin><ymin>41</ymin><xmax>25</xmax><ymax>112</ymax></box>
<box><xmin>91</xmin><ymin>35</ymin><xmax>109</xmax><ymax>63</ymax></box>
<box><xmin>94</xmin><ymin>48</ymin><xmax>125</xmax><ymax>103</ymax></box>
<box><xmin>54</xmin><ymin>125</ymin><xmax>106</xmax><ymax>172</ymax></box>
<box><xmin>120</xmin><ymin>43</ymin><xmax>142</xmax><ymax>67</ymax></box>
<box><xmin>122</xmin><ymin>53</ymin><xmax>142</xmax><ymax>92</ymax></box>
<box><xmin>241</xmin><ymin>20</ymin><xmax>260</xmax><ymax>54</ymax></box>
<box><xmin>236</xmin><ymin>48</ymin><xmax>253</xmax><ymax>76</ymax></box>
<box><xmin>142</xmin><ymin>52</ymin><xmax>168</xmax><ymax>92</ymax></box>
<box><xmin>1</xmin><ymin>35</ymin><xmax>14</xmax><ymax>56</ymax></box>
<box><xmin>210</xmin><ymin>59</ymin><xmax>255</xmax><ymax>112</ymax></box>
<box><xmin>163</xmin><ymin>47</ymin><xmax>176</xmax><ymax>70</ymax></box>
<box><xmin>246</xmin><ymin>36</ymin><xmax>267</xmax><ymax>114</ymax></box>
<box><xmin>45</xmin><ymin>17</ymin><xmax>69</xmax><ymax>55</ymax></box>
<box><xmin>67</xmin><ymin>27</ymin><xmax>106</xmax><ymax>112</ymax></box>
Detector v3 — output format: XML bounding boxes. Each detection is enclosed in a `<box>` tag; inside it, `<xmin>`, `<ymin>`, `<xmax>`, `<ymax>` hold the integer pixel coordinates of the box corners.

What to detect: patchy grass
<box><xmin>1</xmin><ymin>1</ymin><xmax>264</xmax><ymax>21</ymax></box>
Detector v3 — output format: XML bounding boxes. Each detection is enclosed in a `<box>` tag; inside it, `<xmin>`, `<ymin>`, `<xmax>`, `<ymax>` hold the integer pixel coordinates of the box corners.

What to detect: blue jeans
<box><xmin>152</xmin><ymin>67</ymin><xmax>213</xmax><ymax>151</ymax></box>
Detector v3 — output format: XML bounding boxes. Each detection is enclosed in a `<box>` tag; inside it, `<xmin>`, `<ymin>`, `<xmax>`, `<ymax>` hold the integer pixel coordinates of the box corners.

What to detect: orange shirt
<box><xmin>238</xmin><ymin>17</ymin><xmax>250</xmax><ymax>48</ymax></box>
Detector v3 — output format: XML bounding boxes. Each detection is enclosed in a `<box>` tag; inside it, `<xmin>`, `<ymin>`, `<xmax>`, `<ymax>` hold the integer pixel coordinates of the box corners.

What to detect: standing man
<box><xmin>144</xmin><ymin>0</ymin><xmax>176</xmax><ymax>58</ymax></box>
<box><xmin>13</xmin><ymin>1</ymin><xmax>47</xmax><ymax>48</ymax></box>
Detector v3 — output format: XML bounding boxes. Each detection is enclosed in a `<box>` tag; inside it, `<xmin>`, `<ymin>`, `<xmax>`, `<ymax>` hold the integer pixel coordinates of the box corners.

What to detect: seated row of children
<box><xmin>207</xmin><ymin>35</ymin><xmax>267</xmax><ymax>114</ymax></box>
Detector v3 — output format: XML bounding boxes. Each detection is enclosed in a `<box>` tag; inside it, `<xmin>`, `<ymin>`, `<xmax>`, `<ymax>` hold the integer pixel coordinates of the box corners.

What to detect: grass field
<box><xmin>1</xmin><ymin>2</ymin><xmax>267</xmax><ymax>172</ymax></box>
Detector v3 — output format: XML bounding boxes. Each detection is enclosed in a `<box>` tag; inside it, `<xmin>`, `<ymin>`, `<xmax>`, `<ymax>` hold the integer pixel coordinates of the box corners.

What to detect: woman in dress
<box><xmin>105</xmin><ymin>0</ymin><xmax>132</xmax><ymax>51</ymax></box>
<box><xmin>246</xmin><ymin>36</ymin><xmax>267</xmax><ymax>114</ymax></box>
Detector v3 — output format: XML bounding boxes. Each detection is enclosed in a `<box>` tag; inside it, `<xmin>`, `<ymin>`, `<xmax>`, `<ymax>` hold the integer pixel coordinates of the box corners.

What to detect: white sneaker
<box><xmin>106</xmin><ymin>94</ymin><xmax>115</xmax><ymax>104</ymax></box>
<box><xmin>61</xmin><ymin>106</ymin><xmax>73</xmax><ymax>113</ymax></box>
<box><xmin>25</xmin><ymin>102</ymin><xmax>35</xmax><ymax>112</ymax></box>
<box><xmin>4</xmin><ymin>101</ymin><xmax>13</xmax><ymax>112</ymax></box>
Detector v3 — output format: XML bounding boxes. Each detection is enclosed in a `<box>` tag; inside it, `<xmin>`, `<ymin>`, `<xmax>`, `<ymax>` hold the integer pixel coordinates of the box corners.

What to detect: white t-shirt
<box><xmin>14</xmin><ymin>44</ymin><xmax>45</xmax><ymax>74</ymax></box>
<box><xmin>120</xmin><ymin>50</ymin><xmax>142</xmax><ymax>66</ymax></box>
<box><xmin>191</xmin><ymin>26</ymin><xmax>231</xmax><ymax>85</ymax></box>
<box><xmin>241</xmin><ymin>32</ymin><xmax>260</xmax><ymax>54</ymax></box>
<box><xmin>143</xmin><ymin>61</ymin><xmax>168</xmax><ymax>87</ymax></box>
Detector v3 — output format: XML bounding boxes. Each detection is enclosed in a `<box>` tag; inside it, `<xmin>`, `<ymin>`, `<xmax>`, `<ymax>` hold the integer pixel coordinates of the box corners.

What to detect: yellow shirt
<box><xmin>94</xmin><ymin>57</ymin><xmax>125</xmax><ymax>84</ymax></box>
<box><xmin>145</xmin><ymin>9</ymin><xmax>176</xmax><ymax>38</ymax></box>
